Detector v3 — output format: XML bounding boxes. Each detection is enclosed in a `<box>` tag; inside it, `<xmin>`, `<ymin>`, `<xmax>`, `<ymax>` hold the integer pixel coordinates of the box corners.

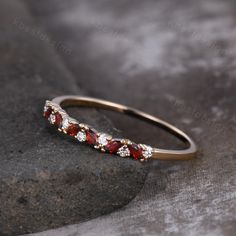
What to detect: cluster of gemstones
<box><xmin>43</xmin><ymin>101</ymin><xmax>153</xmax><ymax>161</ymax></box>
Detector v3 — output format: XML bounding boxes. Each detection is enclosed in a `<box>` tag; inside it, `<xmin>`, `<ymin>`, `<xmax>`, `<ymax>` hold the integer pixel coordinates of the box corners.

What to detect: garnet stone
<box><xmin>86</xmin><ymin>129</ymin><xmax>98</xmax><ymax>145</ymax></box>
<box><xmin>54</xmin><ymin>112</ymin><xmax>63</xmax><ymax>127</ymax></box>
<box><xmin>67</xmin><ymin>123</ymin><xmax>80</xmax><ymax>137</ymax></box>
<box><xmin>44</xmin><ymin>107</ymin><xmax>52</xmax><ymax>119</ymax></box>
<box><xmin>105</xmin><ymin>140</ymin><xmax>122</xmax><ymax>154</ymax></box>
<box><xmin>129</xmin><ymin>143</ymin><xmax>143</xmax><ymax>160</ymax></box>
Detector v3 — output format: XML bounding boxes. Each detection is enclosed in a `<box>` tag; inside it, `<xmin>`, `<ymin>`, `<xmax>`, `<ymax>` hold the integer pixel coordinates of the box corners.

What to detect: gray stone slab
<box><xmin>0</xmin><ymin>1</ymin><xmax>149</xmax><ymax>235</ymax></box>
<box><xmin>24</xmin><ymin>0</ymin><xmax>236</xmax><ymax>235</ymax></box>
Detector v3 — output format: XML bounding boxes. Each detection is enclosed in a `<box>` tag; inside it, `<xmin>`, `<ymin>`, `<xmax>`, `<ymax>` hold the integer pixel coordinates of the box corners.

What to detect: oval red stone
<box><xmin>67</xmin><ymin>123</ymin><xmax>79</xmax><ymax>137</ymax></box>
<box><xmin>129</xmin><ymin>143</ymin><xmax>143</xmax><ymax>160</ymax></box>
<box><xmin>105</xmin><ymin>140</ymin><xmax>122</xmax><ymax>154</ymax></box>
<box><xmin>44</xmin><ymin>107</ymin><xmax>52</xmax><ymax>119</ymax></box>
<box><xmin>54</xmin><ymin>112</ymin><xmax>63</xmax><ymax>127</ymax></box>
<box><xmin>86</xmin><ymin>129</ymin><xmax>98</xmax><ymax>145</ymax></box>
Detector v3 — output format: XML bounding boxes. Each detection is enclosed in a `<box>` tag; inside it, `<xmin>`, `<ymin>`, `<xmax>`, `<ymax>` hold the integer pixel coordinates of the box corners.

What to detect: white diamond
<box><xmin>117</xmin><ymin>145</ymin><xmax>130</xmax><ymax>157</ymax></box>
<box><xmin>141</xmin><ymin>145</ymin><xmax>153</xmax><ymax>159</ymax></box>
<box><xmin>49</xmin><ymin>114</ymin><xmax>56</xmax><ymax>124</ymax></box>
<box><xmin>76</xmin><ymin>131</ymin><xmax>86</xmax><ymax>142</ymax></box>
<box><xmin>62</xmin><ymin>118</ymin><xmax>69</xmax><ymax>130</ymax></box>
<box><xmin>98</xmin><ymin>134</ymin><xmax>109</xmax><ymax>146</ymax></box>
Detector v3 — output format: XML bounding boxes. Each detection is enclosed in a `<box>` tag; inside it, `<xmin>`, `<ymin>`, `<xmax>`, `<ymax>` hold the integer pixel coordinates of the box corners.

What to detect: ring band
<box><xmin>43</xmin><ymin>96</ymin><xmax>197</xmax><ymax>162</ymax></box>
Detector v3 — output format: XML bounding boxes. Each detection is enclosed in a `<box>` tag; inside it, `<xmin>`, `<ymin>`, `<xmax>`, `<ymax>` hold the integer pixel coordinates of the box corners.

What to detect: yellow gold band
<box><xmin>46</xmin><ymin>96</ymin><xmax>197</xmax><ymax>161</ymax></box>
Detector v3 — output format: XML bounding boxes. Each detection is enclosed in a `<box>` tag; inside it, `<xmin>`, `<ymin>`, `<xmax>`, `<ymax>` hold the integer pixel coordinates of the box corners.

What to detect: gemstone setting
<box><xmin>67</xmin><ymin>123</ymin><xmax>79</xmax><ymax>137</ymax></box>
<box><xmin>44</xmin><ymin>106</ymin><xmax>52</xmax><ymax>119</ymax></box>
<box><xmin>140</xmin><ymin>144</ymin><xmax>153</xmax><ymax>159</ymax></box>
<box><xmin>86</xmin><ymin>129</ymin><xmax>98</xmax><ymax>145</ymax></box>
<box><xmin>43</xmin><ymin>101</ymin><xmax>154</xmax><ymax>161</ymax></box>
<box><xmin>62</xmin><ymin>118</ymin><xmax>70</xmax><ymax>131</ymax></box>
<box><xmin>117</xmin><ymin>145</ymin><xmax>130</xmax><ymax>157</ymax></box>
<box><xmin>98</xmin><ymin>133</ymin><xmax>112</xmax><ymax>146</ymax></box>
<box><xmin>105</xmin><ymin>140</ymin><xmax>122</xmax><ymax>154</ymax></box>
<box><xmin>129</xmin><ymin>143</ymin><xmax>143</xmax><ymax>160</ymax></box>
<box><xmin>54</xmin><ymin>112</ymin><xmax>63</xmax><ymax>127</ymax></box>
<box><xmin>49</xmin><ymin>114</ymin><xmax>56</xmax><ymax>124</ymax></box>
<box><xmin>76</xmin><ymin>131</ymin><xmax>86</xmax><ymax>142</ymax></box>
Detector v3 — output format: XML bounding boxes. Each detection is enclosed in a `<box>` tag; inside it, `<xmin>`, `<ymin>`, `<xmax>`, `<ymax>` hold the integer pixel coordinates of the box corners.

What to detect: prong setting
<box><xmin>117</xmin><ymin>145</ymin><xmax>130</xmax><ymax>157</ymax></box>
<box><xmin>75</xmin><ymin>130</ymin><xmax>87</xmax><ymax>142</ymax></box>
<box><xmin>139</xmin><ymin>144</ymin><xmax>153</xmax><ymax>160</ymax></box>
<box><xmin>43</xmin><ymin>101</ymin><xmax>153</xmax><ymax>162</ymax></box>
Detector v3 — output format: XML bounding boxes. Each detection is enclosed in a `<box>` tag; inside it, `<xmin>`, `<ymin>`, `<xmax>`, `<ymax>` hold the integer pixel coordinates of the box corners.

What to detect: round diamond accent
<box><xmin>141</xmin><ymin>144</ymin><xmax>153</xmax><ymax>159</ymax></box>
<box><xmin>62</xmin><ymin>118</ymin><xmax>69</xmax><ymax>130</ymax></box>
<box><xmin>76</xmin><ymin>131</ymin><xmax>86</xmax><ymax>142</ymax></box>
<box><xmin>98</xmin><ymin>134</ymin><xmax>110</xmax><ymax>146</ymax></box>
<box><xmin>49</xmin><ymin>114</ymin><xmax>56</xmax><ymax>124</ymax></box>
<box><xmin>117</xmin><ymin>145</ymin><xmax>130</xmax><ymax>157</ymax></box>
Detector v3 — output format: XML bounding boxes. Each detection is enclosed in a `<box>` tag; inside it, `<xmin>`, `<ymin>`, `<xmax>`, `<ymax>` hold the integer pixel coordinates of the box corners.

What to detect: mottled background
<box><xmin>0</xmin><ymin>0</ymin><xmax>236</xmax><ymax>235</ymax></box>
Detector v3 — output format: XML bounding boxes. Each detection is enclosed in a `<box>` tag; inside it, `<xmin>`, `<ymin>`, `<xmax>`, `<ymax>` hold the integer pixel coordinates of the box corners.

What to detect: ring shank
<box><xmin>52</xmin><ymin>95</ymin><xmax>197</xmax><ymax>160</ymax></box>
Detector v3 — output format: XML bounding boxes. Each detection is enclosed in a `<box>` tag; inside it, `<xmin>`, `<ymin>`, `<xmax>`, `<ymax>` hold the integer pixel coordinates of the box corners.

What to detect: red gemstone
<box><xmin>67</xmin><ymin>123</ymin><xmax>79</xmax><ymax>137</ymax></box>
<box><xmin>44</xmin><ymin>107</ymin><xmax>52</xmax><ymax>119</ymax></box>
<box><xmin>86</xmin><ymin>129</ymin><xmax>98</xmax><ymax>145</ymax></box>
<box><xmin>54</xmin><ymin>112</ymin><xmax>63</xmax><ymax>127</ymax></box>
<box><xmin>105</xmin><ymin>140</ymin><xmax>122</xmax><ymax>154</ymax></box>
<box><xmin>129</xmin><ymin>143</ymin><xmax>143</xmax><ymax>160</ymax></box>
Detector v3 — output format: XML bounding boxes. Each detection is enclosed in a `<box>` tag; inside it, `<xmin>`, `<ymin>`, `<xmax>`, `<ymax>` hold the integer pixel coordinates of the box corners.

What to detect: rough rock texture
<box><xmin>0</xmin><ymin>1</ymin><xmax>149</xmax><ymax>235</ymax></box>
<box><xmin>22</xmin><ymin>0</ymin><xmax>236</xmax><ymax>235</ymax></box>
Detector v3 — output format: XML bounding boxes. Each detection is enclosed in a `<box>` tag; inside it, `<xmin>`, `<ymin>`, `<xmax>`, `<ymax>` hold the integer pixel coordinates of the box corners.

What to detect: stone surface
<box><xmin>0</xmin><ymin>1</ymin><xmax>149</xmax><ymax>235</ymax></box>
<box><xmin>22</xmin><ymin>0</ymin><xmax>236</xmax><ymax>235</ymax></box>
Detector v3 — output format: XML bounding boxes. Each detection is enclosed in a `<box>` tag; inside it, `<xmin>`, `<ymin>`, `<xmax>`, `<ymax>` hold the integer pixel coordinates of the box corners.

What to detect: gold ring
<box><xmin>43</xmin><ymin>96</ymin><xmax>197</xmax><ymax>162</ymax></box>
